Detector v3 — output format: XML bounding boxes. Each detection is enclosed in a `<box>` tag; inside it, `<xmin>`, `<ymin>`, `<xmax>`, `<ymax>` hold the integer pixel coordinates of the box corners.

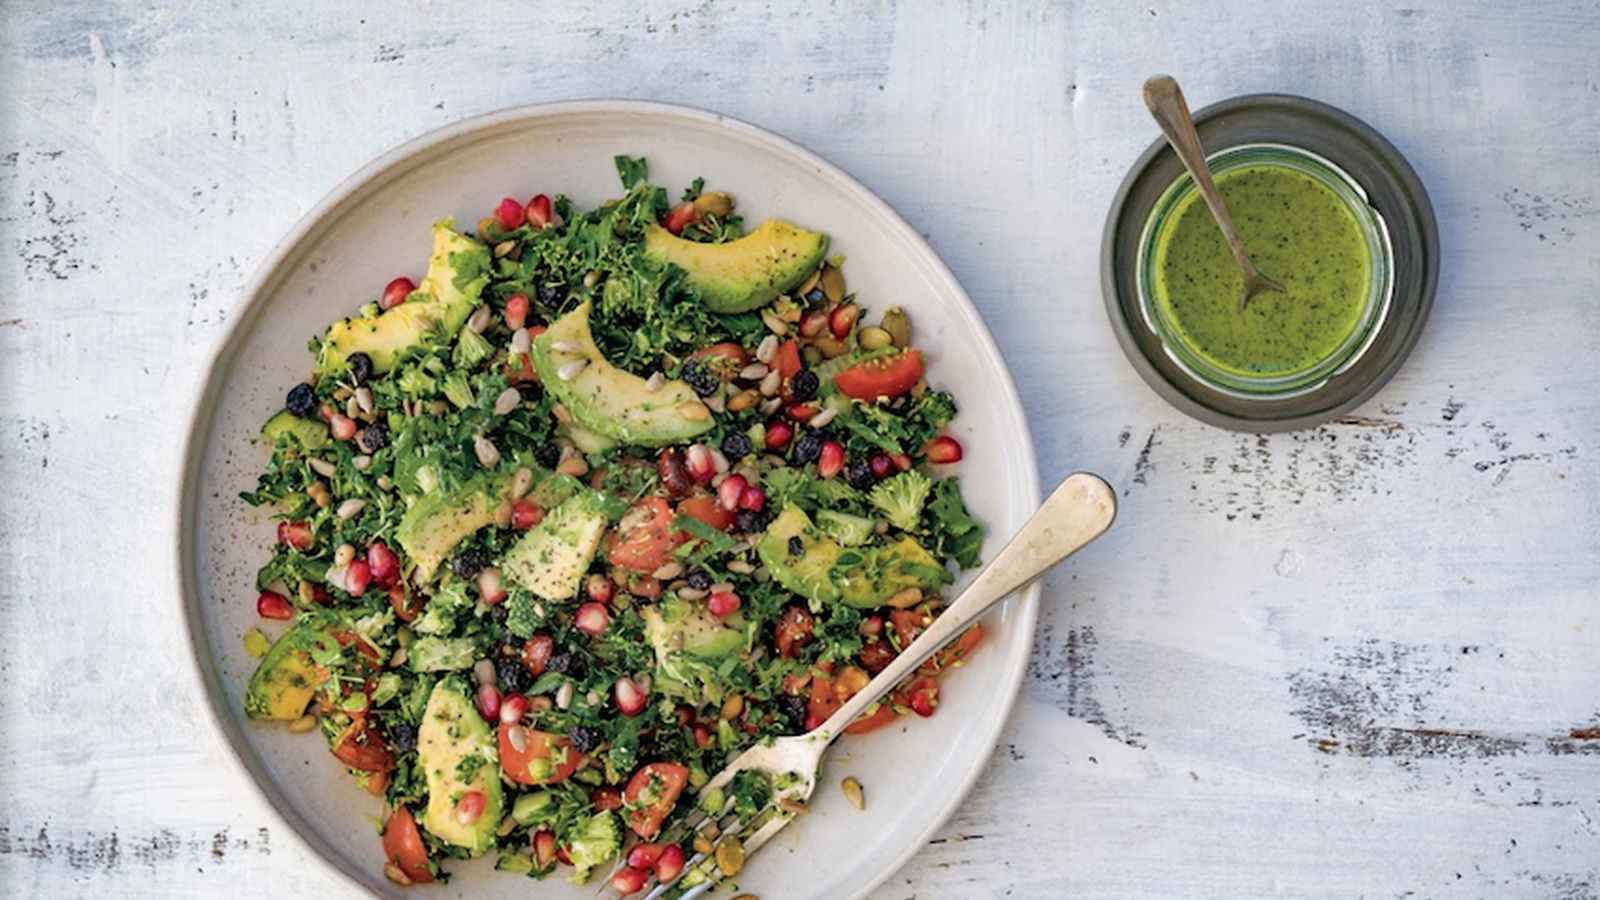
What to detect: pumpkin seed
<box><xmin>881</xmin><ymin>306</ymin><xmax>910</xmax><ymax>347</ymax></box>
<box><xmin>715</xmin><ymin>835</ymin><xmax>745</xmax><ymax>877</ymax></box>
<box><xmin>857</xmin><ymin>326</ymin><xmax>894</xmax><ymax>351</ymax></box>
<box><xmin>820</xmin><ymin>265</ymin><xmax>846</xmax><ymax>304</ymax></box>
<box><xmin>841</xmin><ymin>776</ymin><xmax>865</xmax><ymax>810</ymax></box>
<box><xmin>679</xmin><ymin>402</ymin><xmax>711</xmax><ymax>422</ymax></box>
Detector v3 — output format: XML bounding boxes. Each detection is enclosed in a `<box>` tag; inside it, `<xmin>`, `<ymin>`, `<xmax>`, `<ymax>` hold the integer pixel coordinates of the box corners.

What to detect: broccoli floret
<box><xmin>504</xmin><ymin>590</ymin><xmax>545</xmax><ymax>640</ymax></box>
<box><xmin>868</xmin><ymin>469</ymin><xmax>932</xmax><ymax>532</ymax></box>
<box><xmin>440</xmin><ymin>370</ymin><xmax>475</xmax><ymax>410</ymax></box>
<box><xmin>453</xmin><ymin>324</ymin><xmax>494</xmax><ymax>369</ymax></box>
<box><xmin>411</xmin><ymin>579</ymin><xmax>473</xmax><ymax>635</ymax></box>
<box><xmin>563</xmin><ymin>810</ymin><xmax>621</xmax><ymax>884</ymax></box>
<box><xmin>407</xmin><ymin>636</ymin><xmax>481</xmax><ymax>672</ymax></box>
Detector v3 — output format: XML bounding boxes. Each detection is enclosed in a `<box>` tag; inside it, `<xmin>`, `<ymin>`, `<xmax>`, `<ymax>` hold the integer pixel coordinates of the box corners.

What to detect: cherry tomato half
<box><xmin>623</xmin><ymin>762</ymin><xmax>690</xmax><ymax>840</ymax></box>
<box><xmin>381</xmin><ymin>807</ymin><xmax>434</xmax><ymax>884</ymax></box>
<box><xmin>608</xmin><ymin>497</ymin><xmax>685</xmax><ymax>574</ymax></box>
<box><xmin>499</xmin><ymin>724</ymin><xmax>584</xmax><ymax>786</ymax></box>
<box><xmin>833</xmin><ymin>349</ymin><xmax>925</xmax><ymax>401</ymax></box>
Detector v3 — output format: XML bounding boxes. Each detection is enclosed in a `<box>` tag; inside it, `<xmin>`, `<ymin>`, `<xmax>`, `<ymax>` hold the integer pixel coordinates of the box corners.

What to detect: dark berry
<box><xmin>537</xmin><ymin>280</ymin><xmax>566</xmax><ymax>309</ymax></box>
<box><xmin>680</xmin><ymin>359</ymin><xmax>720</xmax><ymax>398</ymax></box>
<box><xmin>517</xmin><ymin>381</ymin><xmax>544</xmax><ymax>404</ymax></box>
<box><xmin>534</xmin><ymin>443</ymin><xmax>561</xmax><ymax>469</ymax></box>
<box><xmin>791</xmin><ymin>431</ymin><xmax>823</xmax><ymax>466</ymax></box>
<box><xmin>285</xmin><ymin>382</ymin><xmax>317</xmax><ymax>418</ymax></box>
<box><xmin>545</xmin><ymin>650</ymin><xmax>581</xmax><ymax>677</ymax></box>
<box><xmin>845</xmin><ymin>462</ymin><xmax>877</xmax><ymax>490</ymax></box>
<box><xmin>685</xmin><ymin>568</ymin><xmax>712</xmax><ymax>591</ymax></box>
<box><xmin>346</xmin><ymin>352</ymin><xmax>374</xmax><ymax>386</ymax></box>
<box><xmin>720</xmin><ymin>432</ymin><xmax>754</xmax><ymax>460</ymax></box>
<box><xmin>781</xmin><ymin>695</ymin><xmax>809</xmax><ymax>731</ymax></box>
<box><xmin>789</xmin><ymin>369</ymin><xmax>820</xmax><ymax>403</ymax></box>
<box><xmin>735</xmin><ymin>508</ymin><xmax>770</xmax><ymax>534</ymax></box>
<box><xmin>358</xmin><ymin>421</ymin><xmax>390</xmax><ymax>453</ymax></box>
<box><xmin>451</xmin><ymin>549</ymin><xmax>490</xmax><ymax>580</ymax></box>
<box><xmin>388</xmin><ymin>722</ymin><xmax>418</xmax><ymax>752</ymax></box>
<box><xmin>568</xmin><ymin>724</ymin><xmax>604</xmax><ymax>754</ymax></box>
<box><xmin>498</xmin><ymin>659</ymin><xmax>534</xmax><ymax>695</ymax></box>
<box><xmin>486</xmin><ymin>603</ymin><xmax>508</xmax><ymax>624</ymax></box>
<box><xmin>787</xmin><ymin>535</ymin><xmax>804</xmax><ymax>557</ymax></box>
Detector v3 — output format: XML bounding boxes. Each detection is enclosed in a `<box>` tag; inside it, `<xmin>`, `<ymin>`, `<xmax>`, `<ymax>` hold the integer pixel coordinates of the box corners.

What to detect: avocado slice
<box><xmin>530</xmin><ymin>300</ymin><xmax>714</xmax><ymax>447</ymax></box>
<box><xmin>758</xmin><ymin>505</ymin><xmax>947</xmax><ymax>610</ymax></box>
<box><xmin>395</xmin><ymin>464</ymin><xmax>577</xmax><ymax>582</ymax></box>
<box><xmin>259</xmin><ymin>409</ymin><xmax>330</xmax><ymax>452</ymax></box>
<box><xmin>244</xmin><ymin>624</ymin><xmax>333</xmax><ymax>720</ymax></box>
<box><xmin>417</xmin><ymin>676</ymin><xmax>503</xmax><ymax>854</ymax></box>
<box><xmin>317</xmin><ymin>221</ymin><xmax>490</xmax><ymax>376</ymax></box>
<box><xmin>756</xmin><ymin>505</ymin><xmax>843</xmax><ymax>605</ymax></box>
<box><xmin>499</xmin><ymin>490</ymin><xmax>611</xmax><ymax>601</ymax></box>
<box><xmin>642</xmin><ymin>219</ymin><xmax>829</xmax><ymax>314</ymax></box>
<box><xmin>641</xmin><ymin>597</ymin><xmax>749</xmax><ymax>701</ymax></box>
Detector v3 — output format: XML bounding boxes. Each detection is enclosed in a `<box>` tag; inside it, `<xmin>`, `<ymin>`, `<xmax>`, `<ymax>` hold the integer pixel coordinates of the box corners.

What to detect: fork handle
<box><xmin>814</xmin><ymin>471</ymin><xmax>1117</xmax><ymax>740</ymax></box>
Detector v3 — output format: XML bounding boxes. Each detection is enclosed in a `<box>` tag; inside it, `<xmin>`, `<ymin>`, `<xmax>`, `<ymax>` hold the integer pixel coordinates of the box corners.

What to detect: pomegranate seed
<box><xmin>684</xmin><ymin>443</ymin><xmax>715</xmax><ymax>482</ymax></box>
<box><xmin>367</xmin><ymin>541</ymin><xmax>399</xmax><ymax>587</ymax></box>
<box><xmin>477</xmin><ymin>566</ymin><xmax>508</xmax><ymax>604</ymax></box>
<box><xmin>707</xmin><ymin>591</ymin><xmax>742</xmax><ymax>618</ymax></box>
<box><xmin>493</xmin><ymin>197</ymin><xmax>525</xmax><ymax>231</ymax></box>
<box><xmin>869</xmin><ymin>452</ymin><xmax>896</xmax><ymax>480</ymax></box>
<box><xmin>330</xmin><ymin>412</ymin><xmax>358</xmax><ymax>442</ymax></box>
<box><xmin>718</xmin><ymin>474</ymin><xmax>748</xmax><ymax>512</ymax></box>
<box><xmin>455</xmin><ymin>790</ymin><xmax>488</xmax><ymax>825</ymax></box>
<box><xmin>786</xmin><ymin>402</ymin><xmax>818</xmax><ymax>422</ymax></box>
<box><xmin>627</xmin><ymin>843</ymin><xmax>664</xmax><ymax>870</ymax></box>
<box><xmin>526</xmin><ymin>194</ymin><xmax>553</xmax><ymax>229</ymax></box>
<box><xmin>317</xmin><ymin>403</ymin><xmax>334</xmax><ymax>423</ymax></box>
<box><xmin>585</xmin><ymin>574</ymin><xmax>615</xmax><ymax>605</ymax></box>
<box><xmin>500</xmin><ymin>692</ymin><xmax>529</xmax><ymax>725</ymax></box>
<box><xmin>655</xmin><ymin>843</ymin><xmax>686</xmax><ymax>882</ymax></box>
<box><xmin>574</xmin><ymin>602</ymin><xmax>611</xmax><ymax>636</ymax></box>
<box><xmin>764</xmin><ymin>420</ymin><xmax>793</xmax><ymax>450</ymax></box>
<box><xmin>829</xmin><ymin>302</ymin><xmax>859</xmax><ymax>339</ymax></box>
<box><xmin>656</xmin><ymin>448</ymin><xmax>690</xmax><ymax>496</ymax></box>
<box><xmin>610</xmin><ymin>866</ymin><xmax>648</xmax><ymax>895</ymax></box>
<box><xmin>861</xmin><ymin>615</ymin><xmax>885</xmax><ymax>637</ymax></box>
<box><xmin>475</xmin><ymin>683</ymin><xmax>501</xmax><ymax>721</ymax></box>
<box><xmin>923</xmin><ymin>435</ymin><xmax>964</xmax><ymax>464</ymax></box>
<box><xmin>892</xmin><ymin>452</ymin><xmax>913</xmax><ymax>471</ymax></box>
<box><xmin>615</xmin><ymin>676</ymin><xmax>648</xmax><ymax>717</ymax></box>
<box><xmin>817</xmin><ymin>441</ymin><xmax>846</xmax><ymax>479</ymax></box>
<box><xmin>911</xmin><ymin>683</ymin><xmax>939</xmax><ymax>717</ymax></box>
<box><xmin>381</xmin><ymin>276</ymin><xmax>416</xmax><ymax>310</ymax></box>
<box><xmin>504</xmin><ymin>292</ymin><xmax>530</xmax><ymax>331</ymax></box>
<box><xmin>310</xmin><ymin>584</ymin><xmax>331</xmax><ymax>605</ymax></box>
<box><xmin>522</xmin><ymin>633</ymin><xmax>554</xmax><ymax>675</ymax></box>
<box><xmin>532</xmin><ymin>830</ymin><xmax>558</xmax><ymax>868</ymax></box>
<box><xmin>345</xmin><ymin>559</ymin><xmax>372</xmax><ymax>597</ymax></box>
<box><xmin>662</xmin><ymin>200</ymin><xmax>697</xmax><ymax>235</ymax></box>
<box><xmin>593</xmin><ymin>785</ymin><xmax>624</xmax><ymax>812</ymax></box>
<box><xmin>556</xmin><ymin>843</ymin><xmax>574</xmax><ymax>866</ymax></box>
<box><xmin>277</xmin><ymin>520</ymin><xmax>313</xmax><ymax>550</ymax></box>
<box><xmin>737</xmin><ymin>485</ymin><xmax>766</xmax><ymax>512</ymax></box>
<box><xmin>510</xmin><ymin>500</ymin><xmax>544</xmax><ymax>530</ymax></box>
<box><xmin>256</xmin><ymin>590</ymin><xmax>293</xmax><ymax>620</ymax></box>
<box><xmin>799</xmin><ymin>309</ymin><xmax>829</xmax><ymax>338</ymax></box>
<box><xmin>693</xmin><ymin>722</ymin><xmax>712</xmax><ymax>747</ymax></box>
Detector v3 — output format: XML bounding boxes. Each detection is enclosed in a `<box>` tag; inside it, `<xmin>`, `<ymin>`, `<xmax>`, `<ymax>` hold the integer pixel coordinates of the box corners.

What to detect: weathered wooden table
<box><xmin>3</xmin><ymin>2</ymin><xmax>1595</xmax><ymax>897</ymax></box>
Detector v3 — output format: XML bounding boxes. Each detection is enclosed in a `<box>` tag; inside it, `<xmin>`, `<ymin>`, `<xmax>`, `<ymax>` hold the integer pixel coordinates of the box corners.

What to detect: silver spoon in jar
<box><xmin>1143</xmin><ymin>75</ymin><xmax>1286</xmax><ymax>310</ymax></box>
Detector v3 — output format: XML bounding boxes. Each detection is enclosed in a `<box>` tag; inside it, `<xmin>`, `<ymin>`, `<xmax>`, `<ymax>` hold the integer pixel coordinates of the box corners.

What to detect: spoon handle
<box><xmin>1142</xmin><ymin>76</ymin><xmax>1260</xmax><ymax>280</ymax></box>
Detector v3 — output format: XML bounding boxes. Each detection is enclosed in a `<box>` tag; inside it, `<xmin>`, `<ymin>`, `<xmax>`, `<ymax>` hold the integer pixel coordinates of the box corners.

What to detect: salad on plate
<box><xmin>239</xmin><ymin>156</ymin><xmax>987</xmax><ymax>893</ymax></box>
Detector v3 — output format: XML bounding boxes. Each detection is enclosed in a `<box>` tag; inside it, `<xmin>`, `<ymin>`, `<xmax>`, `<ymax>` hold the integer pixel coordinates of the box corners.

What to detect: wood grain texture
<box><xmin>2</xmin><ymin>1</ymin><xmax>1596</xmax><ymax>897</ymax></box>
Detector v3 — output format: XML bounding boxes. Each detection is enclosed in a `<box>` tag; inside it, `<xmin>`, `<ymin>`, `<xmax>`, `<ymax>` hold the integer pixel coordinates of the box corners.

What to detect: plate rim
<box><xmin>176</xmin><ymin>98</ymin><xmax>1041</xmax><ymax>898</ymax></box>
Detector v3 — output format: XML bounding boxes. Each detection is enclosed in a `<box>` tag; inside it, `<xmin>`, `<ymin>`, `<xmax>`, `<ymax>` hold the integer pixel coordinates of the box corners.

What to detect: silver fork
<box><xmin>627</xmin><ymin>471</ymin><xmax>1117</xmax><ymax>898</ymax></box>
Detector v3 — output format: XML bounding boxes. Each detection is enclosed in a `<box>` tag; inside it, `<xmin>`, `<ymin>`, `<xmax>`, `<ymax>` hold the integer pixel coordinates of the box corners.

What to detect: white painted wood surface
<box><xmin>3</xmin><ymin>2</ymin><xmax>1596</xmax><ymax>897</ymax></box>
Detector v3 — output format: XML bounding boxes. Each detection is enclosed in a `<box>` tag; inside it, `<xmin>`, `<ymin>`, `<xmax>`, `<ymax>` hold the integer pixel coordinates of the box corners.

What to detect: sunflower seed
<box><xmin>652</xmin><ymin>561</ymin><xmax>684</xmax><ymax>581</ymax></box>
<box><xmin>510</xmin><ymin>467</ymin><xmax>534</xmax><ymax>499</ymax></box>
<box><xmin>493</xmin><ymin>387</ymin><xmax>521</xmax><ymax>415</ymax></box>
<box><xmin>551</xmin><ymin>339</ymin><xmax>583</xmax><ymax>354</ymax></box>
<box><xmin>510</xmin><ymin>327</ymin><xmax>531</xmax><ymax>356</ymax></box>
<box><xmin>739</xmin><ymin>363</ymin><xmax>770</xmax><ymax>381</ymax></box>
<box><xmin>759</xmin><ymin>369</ymin><xmax>782</xmax><ymax>396</ymax></box>
<box><xmin>760</xmin><ymin>310</ymin><xmax>788</xmax><ymax>336</ymax></box>
<box><xmin>557</xmin><ymin>359</ymin><xmax>589</xmax><ymax>381</ymax></box>
<box><xmin>841</xmin><ymin>776</ymin><xmax>865</xmax><ymax>810</ymax></box>
<box><xmin>755</xmin><ymin>334</ymin><xmax>779</xmax><ymax>364</ymax></box>
<box><xmin>351</xmin><ymin>454</ymin><xmax>372</xmax><ymax>471</ymax></box>
<box><xmin>333</xmin><ymin>543</ymin><xmax>357</xmax><ymax>568</ymax></box>
<box><xmin>475</xmin><ymin>435</ymin><xmax>501</xmax><ymax>468</ymax></box>
<box><xmin>354</xmin><ymin>386</ymin><xmax>375</xmax><ymax>415</ymax></box>
<box><xmin>679</xmin><ymin>402</ymin><xmax>710</xmax><ymax>422</ymax></box>
<box><xmin>466</xmin><ymin>304</ymin><xmax>492</xmax><ymax>334</ymax></box>
<box><xmin>336</xmin><ymin>498</ymin><xmax>366</xmax><ymax>520</ymax></box>
<box><xmin>808</xmin><ymin>406</ymin><xmax>838</xmax><ymax>428</ymax></box>
<box><xmin>645</xmin><ymin>371</ymin><xmax>666</xmax><ymax>392</ymax></box>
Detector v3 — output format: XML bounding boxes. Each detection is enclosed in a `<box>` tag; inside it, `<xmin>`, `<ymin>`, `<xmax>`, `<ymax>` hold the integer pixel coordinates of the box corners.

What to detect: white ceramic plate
<box><xmin>179</xmin><ymin>100</ymin><xmax>1039</xmax><ymax>899</ymax></box>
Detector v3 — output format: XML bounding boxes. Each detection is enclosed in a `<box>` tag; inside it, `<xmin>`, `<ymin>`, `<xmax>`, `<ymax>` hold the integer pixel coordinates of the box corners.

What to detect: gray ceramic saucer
<box><xmin>1102</xmin><ymin>93</ymin><xmax>1439</xmax><ymax>432</ymax></box>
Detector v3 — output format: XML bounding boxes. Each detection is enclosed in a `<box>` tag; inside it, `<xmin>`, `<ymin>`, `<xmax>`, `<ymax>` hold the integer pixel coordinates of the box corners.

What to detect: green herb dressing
<box><xmin>1153</xmin><ymin>164</ymin><xmax>1370</xmax><ymax>377</ymax></box>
